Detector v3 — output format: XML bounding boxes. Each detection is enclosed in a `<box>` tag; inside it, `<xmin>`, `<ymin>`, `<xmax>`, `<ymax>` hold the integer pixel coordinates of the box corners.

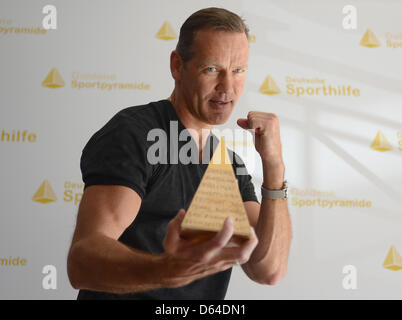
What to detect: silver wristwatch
<box><xmin>261</xmin><ymin>180</ymin><xmax>288</xmax><ymax>200</ymax></box>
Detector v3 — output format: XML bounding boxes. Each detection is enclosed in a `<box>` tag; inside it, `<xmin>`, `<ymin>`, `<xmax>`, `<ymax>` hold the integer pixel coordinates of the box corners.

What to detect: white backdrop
<box><xmin>0</xmin><ymin>0</ymin><xmax>401</xmax><ymax>299</ymax></box>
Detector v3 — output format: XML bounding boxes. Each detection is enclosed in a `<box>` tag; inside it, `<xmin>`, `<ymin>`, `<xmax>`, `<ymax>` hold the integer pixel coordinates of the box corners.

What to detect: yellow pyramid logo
<box><xmin>155</xmin><ymin>21</ymin><xmax>177</xmax><ymax>40</ymax></box>
<box><xmin>259</xmin><ymin>75</ymin><xmax>281</xmax><ymax>95</ymax></box>
<box><xmin>360</xmin><ymin>29</ymin><xmax>381</xmax><ymax>48</ymax></box>
<box><xmin>370</xmin><ymin>131</ymin><xmax>393</xmax><ymax>152</ymax></box>
<box><xmin>32</xmin><ymin>180</ymin><xmax>57</xmax><ymax>204</ymax></box>
<box><xmin>42</xmin><ymin>68</ymin><xmax>65</xmax><ymax>88</ymax></box>
<box><xmin>383</xmin><ymin>245</ymin><xmax>402</xmax><ymax>271</ymax></box>
<box><xmin>180</xmin><ymin>138</ymin><xmax>251</xmax><ymax>242</ymax></box>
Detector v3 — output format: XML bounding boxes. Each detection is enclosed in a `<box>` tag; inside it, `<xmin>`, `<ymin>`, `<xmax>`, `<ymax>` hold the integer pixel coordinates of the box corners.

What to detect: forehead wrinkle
<box><xmin>192</xmin><ymin>30</ymin><xmax>248</xmax><ymax>66</ymax></box>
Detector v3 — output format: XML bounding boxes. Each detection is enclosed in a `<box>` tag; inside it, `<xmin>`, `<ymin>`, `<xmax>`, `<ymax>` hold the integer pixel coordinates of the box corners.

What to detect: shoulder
<box><xmin>83</xmin><ymin>99</ymin><xmax>172</xmax><ymax>148</ymax></box>
<box><xmin>111</xmin><ymin>99</ymin><xmax>173</xmax><ymax>131</ymax></box>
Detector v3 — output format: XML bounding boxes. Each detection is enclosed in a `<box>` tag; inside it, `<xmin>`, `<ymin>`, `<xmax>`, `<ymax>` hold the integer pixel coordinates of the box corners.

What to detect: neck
<box><xmin>168</xmin><ymin>89</ymin><xmax>212</xmax><ymax>152</ymax></box>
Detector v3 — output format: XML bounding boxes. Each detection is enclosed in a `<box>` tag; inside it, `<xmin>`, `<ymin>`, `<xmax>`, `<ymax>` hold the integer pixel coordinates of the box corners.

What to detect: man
<box><xmin>67</xmin><ymin>7</ymin><xmax>292</xmax><ymax>300</ymax></box>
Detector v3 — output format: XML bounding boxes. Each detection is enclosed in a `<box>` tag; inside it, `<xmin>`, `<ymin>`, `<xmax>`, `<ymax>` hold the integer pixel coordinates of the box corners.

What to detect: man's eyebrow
<box><xmin>197</xmin><ymin>61</ymin><xmax>248</xmax><ymax>69</ymax></box>
<box><xmin>197</xmin><ymin>61</ymin><xmax>223</xmax><ymax>68</ymax></box>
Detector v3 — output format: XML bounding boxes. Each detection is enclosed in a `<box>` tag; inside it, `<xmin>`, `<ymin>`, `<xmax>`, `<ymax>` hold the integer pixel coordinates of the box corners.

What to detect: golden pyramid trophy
<box><xmin>180</xmin><ymin>137</ymin><xmax>251</xmax><ymax>243</ymax></box>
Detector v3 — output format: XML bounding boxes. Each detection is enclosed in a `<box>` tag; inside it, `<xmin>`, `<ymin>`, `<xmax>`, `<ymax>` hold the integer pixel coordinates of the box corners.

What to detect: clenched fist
<box><xmin>237</xmin><ymin>112</ymin><xmax>285</xmax><ymax>189</ymax></box>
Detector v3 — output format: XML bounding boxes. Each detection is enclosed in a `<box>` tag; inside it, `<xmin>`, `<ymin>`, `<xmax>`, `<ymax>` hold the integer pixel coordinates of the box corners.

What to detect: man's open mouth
<box><xmin>209</xmin><ymin>100</ymin><xmax>231</xmax><ymax>107</ymax></box>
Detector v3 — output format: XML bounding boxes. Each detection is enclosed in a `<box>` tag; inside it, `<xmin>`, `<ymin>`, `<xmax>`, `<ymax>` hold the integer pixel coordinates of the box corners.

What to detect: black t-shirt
<box><xmin>77</xmin><ymin>99</ymin><xmax>258</xmax><ymax>300</ymax></box>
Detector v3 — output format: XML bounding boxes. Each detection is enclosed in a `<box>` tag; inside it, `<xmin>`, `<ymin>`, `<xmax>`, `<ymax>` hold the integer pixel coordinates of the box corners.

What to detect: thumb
<box><xmin>177</xmin><ymin>208</ymin><xmax>186</xmax><ymax>221</ymax></box>
<box><xmin>237</xmin><ymin>118</ymin><xmax>249</xmax><ymax>130</ymax></box>
<box><xmin>173</xmin><ymin>208</ymin><xmax>186</xmax><ymax>226</ymax></box>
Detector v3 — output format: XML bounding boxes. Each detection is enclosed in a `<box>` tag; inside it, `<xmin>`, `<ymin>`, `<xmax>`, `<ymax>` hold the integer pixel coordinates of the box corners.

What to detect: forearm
<box><xmin>245</xmin><ymin>198</ymin><xmax>291</xmax><ymax>283</ymax></box>
<box><xmin>244</xmin><ymin>162</ymin><xmax>292</xmax><ymax>284</ymax></box>
<box><xmin>67</xmin><ymin>233</ymin><xmax>167</xmax><ymax>294</ymax></box>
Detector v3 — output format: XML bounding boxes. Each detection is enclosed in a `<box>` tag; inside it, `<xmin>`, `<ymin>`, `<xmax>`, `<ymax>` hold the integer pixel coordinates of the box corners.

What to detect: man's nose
<box><xmin>215</xmin><ymin>71</ymin><xmax>234</xmax><ymax>96</ymax></box>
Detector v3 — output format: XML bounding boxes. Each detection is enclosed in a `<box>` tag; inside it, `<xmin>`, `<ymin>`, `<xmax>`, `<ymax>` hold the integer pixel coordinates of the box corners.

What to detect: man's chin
<box><xmin>206</xmin><ymin>105</ymin><xmax>234</xmax><ymax>125</ymax></box>
<box><xmin>207</xmin><ymin>115</ymin><xmax>231</xmax><ymax>126</ymax></box>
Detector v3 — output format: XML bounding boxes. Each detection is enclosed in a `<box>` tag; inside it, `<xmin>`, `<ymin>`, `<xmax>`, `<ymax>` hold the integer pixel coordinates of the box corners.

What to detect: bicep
<box><xmin>244</xmin><ymin>200</ymin><xmax>260</xmax><ymax>228</ymax></box>
<box><xmin>71</xmin><ymin>185</ymin><xmax>142</xmax><ymax>244</ymax></box>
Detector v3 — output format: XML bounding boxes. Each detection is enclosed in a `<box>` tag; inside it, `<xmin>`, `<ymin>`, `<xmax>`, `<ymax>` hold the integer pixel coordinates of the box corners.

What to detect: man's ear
<box><xmin>170</xmin><ymin>50</ymin><xmax>184</xmax><ymax>81</ymax></box>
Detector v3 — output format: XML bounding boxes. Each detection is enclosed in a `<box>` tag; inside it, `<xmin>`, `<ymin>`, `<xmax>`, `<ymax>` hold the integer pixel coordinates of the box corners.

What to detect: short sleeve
<box><xmin>80</xmin><ymin>114</ymin><xmax>152</xmax><ymax>199</ymax></box>
<box><xmin>231</xmin><ymin>151</ymin><xmax>259</xmax><ymax>203</ymax></box>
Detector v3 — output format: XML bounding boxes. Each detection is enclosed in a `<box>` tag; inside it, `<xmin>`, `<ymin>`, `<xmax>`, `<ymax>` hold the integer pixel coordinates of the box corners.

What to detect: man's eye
<box><xmin>206</xmin><ymin>67</ymin><xmax>217</xmax><ymax>72</ymax></box>
<box><xmin>234</xmin><ymin>68</ymin><xmax>244</xmax><ymax>73</ymax></box>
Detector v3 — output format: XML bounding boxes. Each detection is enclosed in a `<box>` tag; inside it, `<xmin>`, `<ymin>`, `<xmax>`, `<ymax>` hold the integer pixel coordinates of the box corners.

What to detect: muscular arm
<box><xmin>67</xmin><ymin>185</ymin><xmax>167</xmax><ymax>294</ymax></box>
<box><xmin>241</xmin><ymin>164</ymin><xmax>292</xmax><ymax>285</ymax></box>
<box><xmin>237</xmin><ymin>112</ymin><xmax>292</xmax><ymax>286</ymax></box>
<box><xmin>67</xmin><ymin>185</ymin><xmax>257</xmax><ymax>294</ymax></box>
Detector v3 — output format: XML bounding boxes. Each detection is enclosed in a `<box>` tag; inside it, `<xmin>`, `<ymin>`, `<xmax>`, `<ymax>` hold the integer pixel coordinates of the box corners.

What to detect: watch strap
<box><xmin>261</xmin><ymin>180</ymin><xmax>288</xmax><ymax>200</ymax></box>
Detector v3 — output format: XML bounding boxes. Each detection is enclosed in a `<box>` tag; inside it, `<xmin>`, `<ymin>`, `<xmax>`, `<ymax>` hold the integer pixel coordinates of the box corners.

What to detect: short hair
<box><xmin>176</xmin><ymin>7</ymin><xmax>249</xmax><ymax>64</ymax></box>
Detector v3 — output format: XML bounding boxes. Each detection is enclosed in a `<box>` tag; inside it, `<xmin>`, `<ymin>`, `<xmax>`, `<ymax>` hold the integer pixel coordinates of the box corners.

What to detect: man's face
<box><xmin>177</xmin><ymin>29</ymin><xmax>249</xmax><ymax>125</ymax></box>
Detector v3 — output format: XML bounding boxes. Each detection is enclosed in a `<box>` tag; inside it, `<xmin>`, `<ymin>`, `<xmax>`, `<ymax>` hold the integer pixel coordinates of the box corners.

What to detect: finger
<box><xmin>163</xmin><ymin>209</ymin><xmax>186</xmax><ymax>249</ymax></box>
<box><xmin>212</xmin><ymin>260</ymin><xmax>237</xmax><ymax>271</ymax></box>
<box><xmin>247</xmin><ymin>115</ymin><xmax>264</xmax><ymax>133</ymax></box>
<box><xmin>249</xmin><ymin>114</ymin><xmax>280</xmax><ymax>133</ymax></box>
<box><xmin>236</xmin><ymin>118</ymin><xmax>249</xmax><ymax>130</ymax></box>
<box><xmin>176</xmin><ymin>261</ymin><xmax>235</xmax><ymax>288</ymax></box>
<box><xmin>195</xmin><ymin>261</ymin><xmax>236</xmax><ymax>280</ymax></box>
<box><xmin>237</xmin><ymin>119</ymin><xmax>256</xmax><ymax>139</ymax></box>
<box><xmin>228</xmin><ymin>235</ymin><xmax>250</xmax><ymax>246</ymax></box>
<box><xmin>195</xmin><ymin>216</ymin><xmax>235</xmax><ymax>262</ymax></box>
<box><xmin>232</xmin><ymin>227</ymin><xmax>258</xmax><ymax>246</ymax></box>
<box><xmin>211</xmin><ymin>228</ymin><xmax>259</xmax><ymax>264</ymax></box>
<box><xmin>238</xmin><ymin>228</ymin><xmax>259</xmax><ymax>263</ymax></box>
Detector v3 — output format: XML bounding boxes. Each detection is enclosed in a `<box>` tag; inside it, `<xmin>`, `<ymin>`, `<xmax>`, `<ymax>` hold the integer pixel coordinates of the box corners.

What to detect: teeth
<box><xmin>210</xmin><ymin>100</ymin><xmax>229</xmax><ymax>105</ymax></box>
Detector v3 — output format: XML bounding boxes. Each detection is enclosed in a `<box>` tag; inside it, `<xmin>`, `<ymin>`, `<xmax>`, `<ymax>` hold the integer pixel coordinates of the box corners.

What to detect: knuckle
<box><xmin>248</xmin><ymin>112</ymin><xmax>258</xmax><ymax>120</ymax></box>
<box><xmin>271</xmin><ymin>114</ymin><xmax>279</xmax><ymax>122</ymax></box>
